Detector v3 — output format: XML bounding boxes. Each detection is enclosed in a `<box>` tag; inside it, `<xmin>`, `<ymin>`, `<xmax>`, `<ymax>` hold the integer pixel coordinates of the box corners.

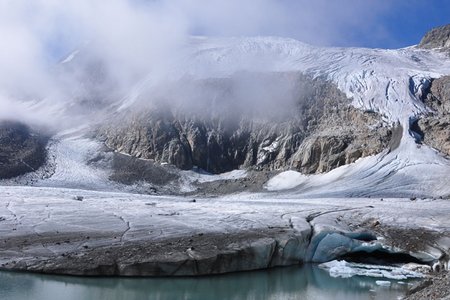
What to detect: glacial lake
<box><xmin>0</xmin><ymin>264</ymin><xmax>417</xmax><ymax>300</ymax></box>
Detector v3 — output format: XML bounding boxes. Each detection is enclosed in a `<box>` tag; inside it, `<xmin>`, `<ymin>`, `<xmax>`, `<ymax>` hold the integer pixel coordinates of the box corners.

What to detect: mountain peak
<box><xmin>419</xmin><ymin>24</ymin><xmax>450</xmax><ymax>50</ymax></box>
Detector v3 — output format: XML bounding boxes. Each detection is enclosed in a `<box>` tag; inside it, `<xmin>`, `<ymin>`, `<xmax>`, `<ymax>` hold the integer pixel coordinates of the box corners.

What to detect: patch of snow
<box><xmin>191</xmin><ymin>169</ymin><xmax>247</xmax><ymax>183</ymax></box>
<box><xmin>265</xmin><ymin>170</ymin><xmax>307</xmax><ymax>191</ymax></box>
<box><xmin>262</xmin><ymin>139</ymin><xmax>280</xmax><ymax>152</ymax></box>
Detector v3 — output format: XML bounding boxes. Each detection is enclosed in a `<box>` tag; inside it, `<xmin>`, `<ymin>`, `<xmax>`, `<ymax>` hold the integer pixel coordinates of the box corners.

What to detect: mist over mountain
<box><xmin>0</xmin><ymin>0</ymin><xmax>444</xmax><ymax>129</ymax></box>
<box><xmin>0</xmin><ymin>22</ymin><xmax>449</xmax><ymax>197</ymax></box>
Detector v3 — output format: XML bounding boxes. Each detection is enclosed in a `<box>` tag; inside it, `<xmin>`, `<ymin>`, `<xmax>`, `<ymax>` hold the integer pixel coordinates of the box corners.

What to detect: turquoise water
<box><xmin>0</xmin><ymin>265</ymin><xmax>416</xmax><ymax>300</ymax></box>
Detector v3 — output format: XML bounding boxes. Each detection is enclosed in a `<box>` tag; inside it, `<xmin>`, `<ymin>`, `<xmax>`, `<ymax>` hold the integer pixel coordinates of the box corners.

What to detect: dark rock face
<box><xmin>423</xmin><ymin>75</ymin><xmax>450</xmax><ymax>114</ymax></box>
<box><xmin>417</xmin><ymin>76</ymin><xmax>450</xmax><ymax>155</ymax></box>
<box><xmin>0</xmin><ymin>121</ymin><xmax>48</xmax><ymax>179</ymax></box>
<box><xmin>98</xmin><ymin>72</ymin><xmax>393</xmax><ymax>174</ymax></box>
<box><xmin>418</xmin><ymin>24</ymin><xmax>450</xmax><ymax>50</ymax></box>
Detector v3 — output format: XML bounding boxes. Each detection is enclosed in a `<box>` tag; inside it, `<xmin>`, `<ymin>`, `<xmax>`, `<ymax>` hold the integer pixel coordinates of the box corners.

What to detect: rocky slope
<box><xmin>98</xmin><ymin>72</ymin><xmax>393</xmax><ymax>175</ymax></box>
<box><xmin>0</xmin><ymin>121</ymin><xmax>48</xmax><ymax>179</ymax></box>
<box><xmin>419</xmin><ymin>24</ymin><xmax>450</xmax><ymax>51</ymax></box>
<box><xmin>417</xmin><ymin>75</ymin><xmax>450</xmax><ymax>156</ymax></box>
<box><xmin>406</xmin><ymin>272</ymin><xmax>450</xmax><ymax>300</ymax></box>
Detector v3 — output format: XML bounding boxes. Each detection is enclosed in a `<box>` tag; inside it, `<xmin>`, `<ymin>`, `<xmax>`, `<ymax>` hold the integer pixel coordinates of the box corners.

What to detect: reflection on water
<box><xmin>0</xmin><ymin>264</ymin><xmax>417</xmax><ymax>300</ymax></box>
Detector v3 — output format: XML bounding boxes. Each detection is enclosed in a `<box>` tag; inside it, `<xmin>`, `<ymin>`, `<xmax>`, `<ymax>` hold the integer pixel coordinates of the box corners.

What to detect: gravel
<box><xmin>406</xmin><ymin>272</ymin><xmax>450</xmax><ymax>300</ymax></box>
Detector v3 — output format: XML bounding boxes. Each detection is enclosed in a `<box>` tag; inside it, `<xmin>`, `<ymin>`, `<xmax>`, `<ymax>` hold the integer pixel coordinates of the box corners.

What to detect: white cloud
<box><xmin>0</xmin><ymin>0</ymin><xmax>399</xmax><ymax>128</ymax></box>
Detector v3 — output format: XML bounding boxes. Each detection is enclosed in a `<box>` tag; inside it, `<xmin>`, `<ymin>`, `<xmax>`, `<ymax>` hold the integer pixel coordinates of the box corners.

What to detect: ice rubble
<box><xmin>319</xmin><ymin>260</ymin><xmax>425</xmax><ymax>280</ymax></box>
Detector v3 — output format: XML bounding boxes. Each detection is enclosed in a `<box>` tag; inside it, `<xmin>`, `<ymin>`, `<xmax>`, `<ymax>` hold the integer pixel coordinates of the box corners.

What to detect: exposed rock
<box><xmin>109</xmin><ymin>152</ymin><xmax>179</xmax><ymax>186</ymax></box>
<box><xmin>190</xmin><ymin>170</ymin><xmax>273</xmax><ymax>196</ymax></box>
<box><xmin>423</xmin><ymin>76</ymin><xmax>450</xmax><ymax>114</ymax></box>
<box><xmin>98</xmin><ymin>72</ymin><xmax>392</xmax><ymax>175</ymax></box>
<box><xmin>417</xmin><ymin>117</ymin><xmax>450</xmax><ymax>155</ymax></box>
<box><xmin>417</xmin><ymin>76</ymin><xmax>450</xmax><ymax>155</ymax></box>
<box><xmin>406</xmin><ymin>272</ymin><xmax>450</xmax><ymax>300</ymax></box>
<box><xmin>419</xmin><ymin>24</ymin><xmax>450</xmax><ymax>51</ymax></box>
<box><xmin>0</xmin><ymin>121</ymin><xmax>48</xmax><ymax>179</ymax></box>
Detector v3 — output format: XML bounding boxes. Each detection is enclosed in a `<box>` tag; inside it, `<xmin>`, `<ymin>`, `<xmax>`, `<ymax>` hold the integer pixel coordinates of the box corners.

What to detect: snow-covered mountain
<box><xmin>2</xmin><ymin>25</ymin><xmax>450</xmax><ymax>198</ymax></box>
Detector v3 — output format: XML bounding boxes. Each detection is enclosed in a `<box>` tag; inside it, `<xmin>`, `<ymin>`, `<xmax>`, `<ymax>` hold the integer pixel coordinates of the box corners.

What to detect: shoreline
<box><xmin>406</xmin><ymin>272</ymin><xmax>450</xmax><ymax>299</ymax></box>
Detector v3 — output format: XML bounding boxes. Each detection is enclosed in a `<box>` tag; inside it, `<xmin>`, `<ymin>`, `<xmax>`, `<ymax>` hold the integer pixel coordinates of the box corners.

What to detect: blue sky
<box><xmin>180</xmin><ymin>0</ymin><xmax>450</xmax><ymax>49</ymax></box>
<box><xmin>346</xmin><ymin>0</ymin><xmax>450</xmax><ymax>48</ymax></box>
<box><xmin>2</xmin><ymin>0</ymin><xmax>449</xmax><ymax>67</ymax></box>
<box><xmin>32</xmin><ymin>0</ymin><xmax>450</xmax><ymax>56</ymax></box>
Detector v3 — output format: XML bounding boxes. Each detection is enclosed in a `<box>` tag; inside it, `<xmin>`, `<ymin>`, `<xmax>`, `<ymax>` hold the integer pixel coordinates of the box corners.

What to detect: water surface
<box><xmin>0</xmin><ymin>265</ymin><xmax>417</xmax><ymax>300</ymax></box>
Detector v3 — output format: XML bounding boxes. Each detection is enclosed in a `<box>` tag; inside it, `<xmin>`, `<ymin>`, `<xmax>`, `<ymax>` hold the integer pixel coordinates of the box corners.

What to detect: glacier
<box><xmin>1</xmin><ymin>36</ymin><xmax>450</xmax><ymax>278</ymax></box>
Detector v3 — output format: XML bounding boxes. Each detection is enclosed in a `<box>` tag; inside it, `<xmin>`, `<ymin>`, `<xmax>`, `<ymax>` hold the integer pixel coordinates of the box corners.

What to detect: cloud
<box><xmin>0</xmin><ymin>0</ymin><xmax>410</xmax><ymax>129</ymax></box>
<box><xmin>0</xmin><ymin>0</ymin><xmax>190</xmax><ymax>128</ymax></box>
